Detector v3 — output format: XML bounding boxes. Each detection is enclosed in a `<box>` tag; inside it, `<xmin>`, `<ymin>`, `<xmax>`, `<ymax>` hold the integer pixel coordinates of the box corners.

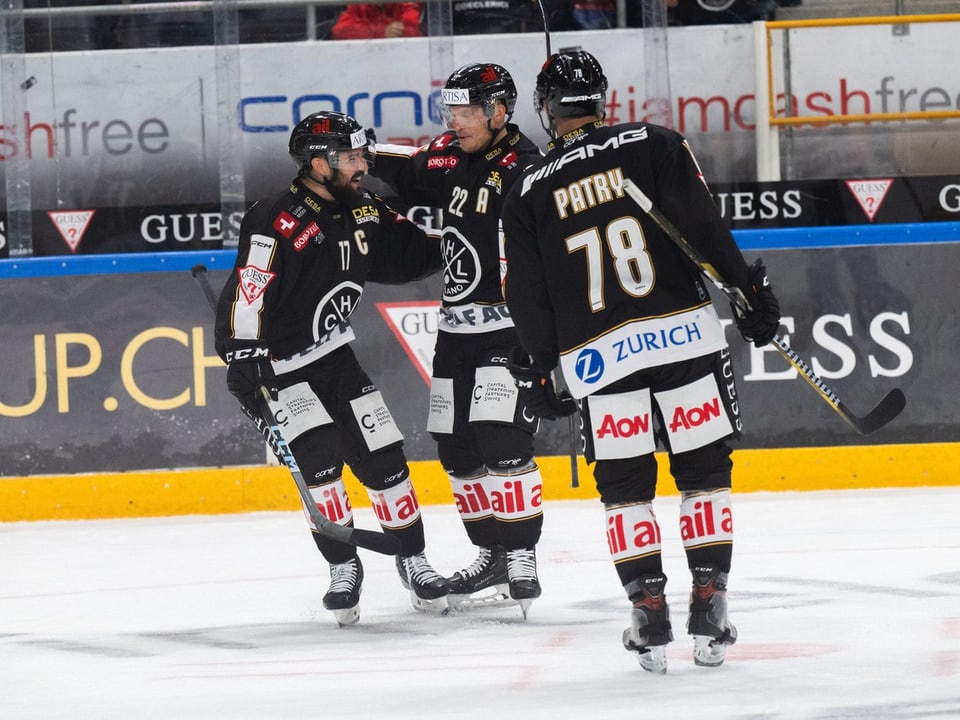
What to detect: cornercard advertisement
<box><xmin>3</xmin><ymin>23</ymin><xmax>960</xmax><ymax>255</ymax></box>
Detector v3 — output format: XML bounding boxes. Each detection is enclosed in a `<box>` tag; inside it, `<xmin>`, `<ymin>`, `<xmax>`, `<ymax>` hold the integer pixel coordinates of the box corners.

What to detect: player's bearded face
<box><xmin>327</xmin><ymin>150</ymin><xmax>368</xmax><ymax>204</ymax></box>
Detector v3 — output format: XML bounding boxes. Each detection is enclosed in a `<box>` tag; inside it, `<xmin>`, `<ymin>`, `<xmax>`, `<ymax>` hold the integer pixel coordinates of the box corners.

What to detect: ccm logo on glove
<box><xmin>225</xmin><ymin>346</ymin><xmax>270</xmax><ymax>362</ymax></box>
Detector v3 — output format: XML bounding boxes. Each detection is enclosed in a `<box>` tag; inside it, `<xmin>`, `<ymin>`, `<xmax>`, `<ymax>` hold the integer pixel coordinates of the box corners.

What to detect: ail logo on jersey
<box><xmin>606</xmin><ymin>504</ymin><xmax>661</xmax><ymax>561</ymax></box>
<box><xmin>679</xmin><ymin>495</ymin><xmax>733</xmax><ymax>546</ymax></box>
<box><xmin>427</xmin><ymin>155</ymin><xmax>459</xmax><ymax>170</ymax></box>
<box><xmin>237</xmin><ymin>265</ymin><xmax>276</xmax><ymax>304</ymax></box>
<box><xmin>313</xmin><ymin>483</ymin><xmax>352</xmax><ymax>523</ymax></box>
<box><xmin>293</xmin><ymin>221</ymin><xmax>321</xmax><ymax>251</ymax></box>
<box><xmin>272</xmin><ymin>211</ymin><xmax>299</xmax><ymax>238</ymax></box>
<box><xmin>845</xmin><ymin>178</ymin><xmax>893</xmax><ymax>222</ymax></box>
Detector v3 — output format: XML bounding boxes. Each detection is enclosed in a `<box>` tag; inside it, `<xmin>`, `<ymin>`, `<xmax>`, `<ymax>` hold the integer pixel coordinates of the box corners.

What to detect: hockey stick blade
<box><xmin>842</xmin><ymin>387</ymin><xmax>906</xmax><ymax>436</ymax></box>
<box><xmin>622</xmin><ymin>178</ymin><xmax>906</xmax><ymax>436</ymax></box>
<box><xmin>190</xmin><ymin>265</ymin><xmax>401</xmax><ymax>555</ymax></box>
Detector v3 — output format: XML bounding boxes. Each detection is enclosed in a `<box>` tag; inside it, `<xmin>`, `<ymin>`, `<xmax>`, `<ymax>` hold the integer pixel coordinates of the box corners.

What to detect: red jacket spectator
<box><xmin>330</xmin><ymin>3</ymin><xmax>424</xmax><ymax>39</ymax></box>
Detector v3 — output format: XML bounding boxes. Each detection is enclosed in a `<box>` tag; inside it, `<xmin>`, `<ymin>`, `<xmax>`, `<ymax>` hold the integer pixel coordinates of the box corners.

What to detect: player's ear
<box><xmin>310</xmin><ymin>154</ymin><xmax>331</xmax><ymax>179</ymax></box>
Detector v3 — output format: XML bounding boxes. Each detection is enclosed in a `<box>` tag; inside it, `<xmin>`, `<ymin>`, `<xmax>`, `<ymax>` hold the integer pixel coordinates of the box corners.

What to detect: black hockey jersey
<box><xmin>502</xmin><ymin>121</ymin><xmax>751</xmax><ymax>398</ymax></box>
<box><xmin>215</xmin><ymin>177</ymin><xmax>439</xmax><ymax>369</ymax></box>
<box><xmin>373</xmin><ymin>125</ymin><xmax>541</xmax><ymax>335</ymax></box>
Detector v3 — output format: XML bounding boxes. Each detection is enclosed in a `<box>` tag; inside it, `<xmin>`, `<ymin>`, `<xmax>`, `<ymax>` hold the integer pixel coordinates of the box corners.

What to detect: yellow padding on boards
<box><xmin>2</xmin><ymin>442</ymin><xmax>956</xmax><ymax>522</ymax></box>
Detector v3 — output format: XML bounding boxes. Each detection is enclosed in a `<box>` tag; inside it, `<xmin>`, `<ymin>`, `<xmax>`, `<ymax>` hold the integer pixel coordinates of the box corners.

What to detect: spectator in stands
<box><xmin>452</xmin><ymin>0</ymin><xmax>540</xmax><ymax>34</ymax></box>
<box><xmin>571</xmin><ymin>0</ymin><xmax>617</xmax><ymax>29</ymax></box>
<box><xmin>330</xmin><ymin>2</ymin><xmax>424</xmax><ymax>39</ymax></box>
<box><xmin>671</xmin><ymin>0</ymin><xmax>778</xmax><ymax>25</ymax></box>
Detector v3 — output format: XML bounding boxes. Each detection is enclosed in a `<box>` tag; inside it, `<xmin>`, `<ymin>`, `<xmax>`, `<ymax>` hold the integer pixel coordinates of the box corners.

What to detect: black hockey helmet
<box><xmin>440</xmin><ymin>62</ymin><xmax>518</xmax><ymax>122</ymax></box>
<box><xmin>534</xmin><ymin>49</ymin><xmax>608</xmax><ymax>124</ymax></box>
<box><xmin>288</xmin><ymin>111</ymin><xmax>375</xmax><ymax>174</ymax></box>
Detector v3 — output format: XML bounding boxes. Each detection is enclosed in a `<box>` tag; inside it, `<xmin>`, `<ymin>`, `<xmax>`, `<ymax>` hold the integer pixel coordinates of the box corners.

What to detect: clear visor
<box><xmin>327</xmin><ymin>146</ymin><xmax>374</xmax><ymax>170</ymax></box>
<box><xmin>327</xmin><ymin>128</ymin><xmax>376</xmax><ymax>168</ymax></box>
<box><xmin>438</xmin><ymin>102</ymin><xmax>493</xmax><ymax>129</ymax></box>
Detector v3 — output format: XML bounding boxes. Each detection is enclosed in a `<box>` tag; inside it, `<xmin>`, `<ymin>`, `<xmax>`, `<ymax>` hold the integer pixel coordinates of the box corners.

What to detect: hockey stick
<box><xmin>535</xmin><ymin>0</ymin><xmax>552</xmax><ymax>57</ymax></box>
<box><xmin>190</xmin><ymin>264</ymin><xmax>401</xmax><ymax>556</ymax></box>
<box><xmin>620</xmin><ymin>181</ymin><xmax>906</xmax><ymax>436</ymax></box>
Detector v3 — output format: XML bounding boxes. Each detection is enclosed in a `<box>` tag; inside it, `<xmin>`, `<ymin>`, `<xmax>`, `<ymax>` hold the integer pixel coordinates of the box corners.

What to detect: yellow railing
<box><xmin>755</xmin><ymin>13</ymin><xmax>960</xmax><ymax>180</ymax></box>
<box><xmin>764</xmin><ymin>14</ymin><xmax>960</xmax><ymax>128</ymax></box>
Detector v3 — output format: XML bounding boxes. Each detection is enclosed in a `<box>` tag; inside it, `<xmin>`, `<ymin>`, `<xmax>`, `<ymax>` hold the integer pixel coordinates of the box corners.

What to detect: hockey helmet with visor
<box><xmin>439</xmin><ymin>63</ymin><xmax>518</xmax><ymax>127</ymax></box>
<box><xmin>288</xmin><ymin>111</ymin><xmax>376</xmax><ymax>174</ymax></box>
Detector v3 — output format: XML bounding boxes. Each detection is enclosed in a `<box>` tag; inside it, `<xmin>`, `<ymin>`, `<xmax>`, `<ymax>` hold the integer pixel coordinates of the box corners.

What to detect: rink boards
<box><xmin>1</xmin><ymin>223</ymin><xmax>959</xmax><ymax>520</ymax></box>
<box><xmin>2</xmin><ymin>442</ymin><xmax>958</xmax><ymax>521</ymax></box>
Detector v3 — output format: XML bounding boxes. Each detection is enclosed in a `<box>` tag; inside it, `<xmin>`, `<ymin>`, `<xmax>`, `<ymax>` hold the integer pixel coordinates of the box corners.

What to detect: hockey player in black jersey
<box><xmin>215</xmin><ymin>111</ymin><xmax>451</xmax><ymax>625</ymax></box>
<box><xmin>501</xmin><ymin>51</ymin><xmax>781</xmax><ymax>670</ymax></box>
<box><xmin>372</xmin><ymin>63</ymin><xmax>548</xmax><ymax>617</ymax></box>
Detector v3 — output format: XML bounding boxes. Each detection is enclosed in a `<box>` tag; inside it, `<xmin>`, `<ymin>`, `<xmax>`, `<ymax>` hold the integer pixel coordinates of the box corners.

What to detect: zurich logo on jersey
<box><xmin>575</xmin><ymin>348</ymin><xmax>605</xmax><ymax>385</ymax></box>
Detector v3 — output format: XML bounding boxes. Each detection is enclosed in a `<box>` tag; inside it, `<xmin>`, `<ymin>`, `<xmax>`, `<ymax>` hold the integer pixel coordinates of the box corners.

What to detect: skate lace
<box><xmin>456</xmin><ymin>547</ymin><xmax>496</xmax><ymax>580</ymax></box>
<box><xmin>328</xmin><ymin>559</ymin><xmax>360</xmax><ymax>593</ymax></box>
<box><xmin>404</xmin><ymin>553</ymin><xmax>442</xmax><ymax>585</ymax></box>
<box><xmin>506</xmin><ymin>548</ymin><xmax>537</xmax><ymax>582</ymax></box>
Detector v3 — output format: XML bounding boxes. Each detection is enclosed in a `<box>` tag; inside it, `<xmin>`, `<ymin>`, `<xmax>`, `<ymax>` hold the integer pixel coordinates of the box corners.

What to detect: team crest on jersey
<box><xmin>441</xmin><ymin>226</ymin><xmax>481</xmax><ymax>301</ymax></box>
<box><xmin>238</xmin><ymin>265</ymin><xmax>276</xmax><ymax>304</ymax></box>
<box><xmin>485</xmin><ymin>171</ymin><xmax>503</xmax><ymax>192</ymax></box>
<box><xmin>315</xmin><ymin>281</ymin><xmax>363</xmax><ymax>340</ymax></box>
<box><xmin>272</xmin><ymin>211</ymin><xmax>299</xmax><ymax>238</ymax></box>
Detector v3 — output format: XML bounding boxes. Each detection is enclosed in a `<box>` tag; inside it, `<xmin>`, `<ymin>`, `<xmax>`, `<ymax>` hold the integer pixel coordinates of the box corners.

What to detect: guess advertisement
<box><xmin>3</xmin><ymin>175</ymin><xmax>958</xmax><ymax>257</ymax></box>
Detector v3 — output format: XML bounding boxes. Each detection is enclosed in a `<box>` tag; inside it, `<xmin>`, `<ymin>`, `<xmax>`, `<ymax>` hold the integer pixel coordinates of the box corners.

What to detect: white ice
<box><xmin>2</xmin><ymin>487</ymin><xmax>959</xmax><ymax>720</ymax></box>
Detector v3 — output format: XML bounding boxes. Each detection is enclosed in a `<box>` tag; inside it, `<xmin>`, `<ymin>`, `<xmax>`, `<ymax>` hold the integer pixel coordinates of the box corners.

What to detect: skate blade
<box><xmin>518</xmin><ymin>597</ymin><xmax>538</xmax><ymax>620</ymax></box>
<box><xmin>637</xmin><ymin>646</ymin><xmax>668</xmax><ymax>674</ymax></box>
<box><xmin>331</xmin><ymin>605</ymin><xmax>360</xmax><ymax>628</ymax></box>
<box><xmin>410</xmin><ymin>591</ymin><xmax>450</xmax><ymax>616</ymax></box>
<box><xmin>448</xmin><ymin>584</ymin><xmax>516</xmax><ymax>611</ymax></box>
<box><xmin>692</xmin><ymin>635</ymin><xmax>727</xmax><ymax>667</ymax></box>
<box><xmin>623</xmin><ymin>630</ymin><xmax>668</xmax><ymax>674</ymax></box>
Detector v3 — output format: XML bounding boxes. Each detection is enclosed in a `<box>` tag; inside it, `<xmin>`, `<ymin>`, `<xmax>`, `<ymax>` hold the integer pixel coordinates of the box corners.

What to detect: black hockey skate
<box><xmin>506</xmin><ymin>547</ymin><xmax>541</xmax><ymax>619</ymax></box>
<box><xmin>396</xmin><ymin>552</ymin><xmax>451</xmax><ymax>615</ymax></box>
<box><xmin>622</xmin><ymin>573</ymin><xmax>673</xmax><ymax>674</ymax></box>
<box><xmin>322</xmin><ymin>556</ymin><xmax>363</xmax><ymax>628</ymax></box>
<box><xmin>687</xmin><ymin>564</ymin><xmax>737</xmax><ymax>667</ymax></box>
<box><xmin>447</xmin><ymin>545</ymin><xmax>514</xmax><ymax>610</ymax></box>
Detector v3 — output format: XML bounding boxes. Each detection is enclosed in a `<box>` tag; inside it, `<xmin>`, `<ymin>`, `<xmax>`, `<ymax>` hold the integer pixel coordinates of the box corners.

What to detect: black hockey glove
<box><xmin>733</xmin><ymin>258</ymin><xmax>781</xmax><ymax>348</ymax></box>
<box><xmin>225</xmin><ymin>341</ymin><xmax>279</xmax><ymax>412</ymax></box>
<box><xmin>506</xmin><ymin>346</ymin><xmax>578</xmax><ymax>420</ymax></box>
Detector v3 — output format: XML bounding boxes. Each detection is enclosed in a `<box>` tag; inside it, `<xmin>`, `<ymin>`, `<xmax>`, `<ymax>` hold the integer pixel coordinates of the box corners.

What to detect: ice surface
<box><xmin>2</xmin><ymin>487</ymin><xmax>959</xmax><ymax>719</ymax></box>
